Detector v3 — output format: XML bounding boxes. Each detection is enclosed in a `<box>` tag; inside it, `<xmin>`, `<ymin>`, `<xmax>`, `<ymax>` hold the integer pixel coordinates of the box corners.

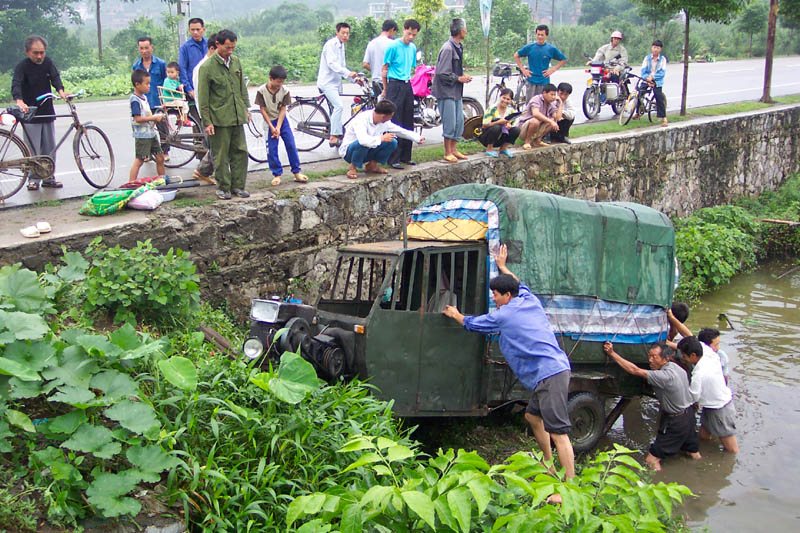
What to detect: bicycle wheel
<box><xmin>245</xmin><ymin>109</ymin><xmax>269</xmax><ymax>164</ymax></box>
<box><xmin>285</xmin><ymin>100</ymin><xmax>328</xmax><ymax>152</ymax></box>
<box><xmin>0</xmin><ymin>129</ymin><xmax>31</xmax><ymax>201</ymax></box>
<box><xmin>611</xmin><ymin>84</ymin><xmax>629</xmax><ymax>115</ymax></box>
<box><xmin>487</xmin><ymin>85</ymin><xmax>501</xmax><ymax>108</ymax></box>
<box><xmin>619</xmin><ymin>92</ymin><xmax>639</xmax><ymax>126</ymax></box>
<box><xmin>462</xmin><ymin>97</ymin><xmax>484</xmax><ymax>120</ymax></box>
<box><xmin>164</xmin><ymin>110</ymin><xmax>200</xmax><ymax>168</ymax></box>
<box><xmin>647</xmin><ymin>91</ymin><xmax>660</xmax><ymax>123</ymax></box>
<box><xmin>74</xmin><ymin>125</ymin><xmax>114</xmax><ymax>188</ymax></box>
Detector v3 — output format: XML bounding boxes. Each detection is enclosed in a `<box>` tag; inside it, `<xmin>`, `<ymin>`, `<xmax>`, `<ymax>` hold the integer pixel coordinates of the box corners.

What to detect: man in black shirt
<box><xmin>11</xmin><ymin>35</ymin><xmax>67</xmax><ymax>190</ymax></box>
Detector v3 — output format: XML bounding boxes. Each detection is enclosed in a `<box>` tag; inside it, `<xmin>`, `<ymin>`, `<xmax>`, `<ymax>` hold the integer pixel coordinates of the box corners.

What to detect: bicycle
<box><xmin>618</xmin><ymin>75</ymin><xmax>660</xmax><ymax>126</ymax></box>
<box><xmin>156</xmin><ymin>85</ymin><xmax>209</xmax><ymax>169</ymax></box>
<box><xmin>487</xmin><ymin>61</ymin><xmax>527</xmax><ymax>109</ymax></box>
<box><xmin>244</xmin><ymin>108</ymin><xmax>269</xmax><ymax>164</ymax></box>
<box><xmin>0</xmin><ymin>91</ymin><xmax>114</xmax><ymax>201</ymax></box>
<box><xmin>285</xmin><ymin>74</ymin><xmax>378</xmax><ymax>152</ymax></box>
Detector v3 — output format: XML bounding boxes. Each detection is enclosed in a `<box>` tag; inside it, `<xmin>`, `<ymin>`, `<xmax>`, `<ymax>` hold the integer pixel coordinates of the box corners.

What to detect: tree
<box><xmin>633</xmin><ymin>0</ymin><xmax>675</xmax><ymax>38</ymax></box>
<box><xmin>762</xmin><ymin>0</ymin><xmax>800</xmax><ymax>102</ymax></box>
<box><xmin>413</xmin><ymin>0</ymin><xmax>445</xmax><ymax>61</ymax></box>
<box><xmin>736</xmin><ymin>1</ymin><xmax>769</xmax><ymax>57</ymax></box>
<box><xmin>657</xmin><ymin>0</ymin><xmax>745</xmax><ymax>115</ymax></box>
<box><xmin>577</xmin><ymin>0</ymin><xmax>636</xmax><ymax>25</ymax></box>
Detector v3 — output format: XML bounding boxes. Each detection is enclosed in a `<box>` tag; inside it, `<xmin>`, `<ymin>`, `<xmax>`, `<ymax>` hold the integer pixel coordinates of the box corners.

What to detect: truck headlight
<box><xmin>242</xmin><ymin>337</ymin><xmax>264</xmax><ymax>359</ymax></box>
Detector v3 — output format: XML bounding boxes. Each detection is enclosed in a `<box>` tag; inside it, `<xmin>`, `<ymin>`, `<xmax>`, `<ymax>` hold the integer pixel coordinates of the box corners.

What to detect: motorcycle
<box><xmin>581</xmin><ymin>52</ymin><xmax>632</xmax><ymax>120</ymax></box>
<box><xmin>409</xmin><ymin>54</ymin><xmax>483</xmax><ymax>131</ymax></box>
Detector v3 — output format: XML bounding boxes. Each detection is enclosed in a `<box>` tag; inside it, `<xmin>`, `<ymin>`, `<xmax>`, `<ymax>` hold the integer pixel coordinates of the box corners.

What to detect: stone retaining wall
<box><xmin>4</xmin><ymin>105</ymin><xmax>799</xmax><ymax>316</ymax></box>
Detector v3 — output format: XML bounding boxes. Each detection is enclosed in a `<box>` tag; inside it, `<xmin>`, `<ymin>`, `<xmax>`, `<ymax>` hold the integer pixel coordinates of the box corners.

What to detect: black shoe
<box><xmin>216</xmin><ymin>189</ymin><xmax>231</xmax><ymax>200</ymax></box>
<box><xmin>389</xmin><ymin>162</ymin><xmax>404</xmax><ymax>170</ymax></box>
<box><xmin>232</xmin><ymin>188</ymin><xmax>250</xmax><ymax>198</ymax></box>
<box><xmin>561</xmin><ymin>137</ymin><xmax>572</xmax><ymax>144</ymax></box>
<box><xmin>401</xmin><ymin>160</ymin><xmax>417</xmax><ymax>166</ymax></box>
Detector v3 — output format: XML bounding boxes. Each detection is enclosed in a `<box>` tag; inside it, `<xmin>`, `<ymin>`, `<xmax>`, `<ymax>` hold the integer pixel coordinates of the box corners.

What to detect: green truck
<box><xmin>243</xmin><ymin>184</ymin><xmax>676</xmax><ymax>452</ymax></box>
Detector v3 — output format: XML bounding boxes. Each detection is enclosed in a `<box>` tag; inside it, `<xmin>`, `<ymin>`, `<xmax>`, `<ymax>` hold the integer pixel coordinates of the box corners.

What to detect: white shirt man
<box><xmin>363</xmin><ymin>21</ymin><xmax>398</xmax><ymax>82</ymax></box>
<box><xmin>317</xmin><ymin>23</ymin><xmax>357</xmax><ymax>143</ymax></box>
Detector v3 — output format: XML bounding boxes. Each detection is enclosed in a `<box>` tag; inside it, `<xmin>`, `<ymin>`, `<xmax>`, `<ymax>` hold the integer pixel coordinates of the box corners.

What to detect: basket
<box><xmin>492</xmin><ymin>64</ymin><xmax>513</xmax><ymax>77</ymax></box>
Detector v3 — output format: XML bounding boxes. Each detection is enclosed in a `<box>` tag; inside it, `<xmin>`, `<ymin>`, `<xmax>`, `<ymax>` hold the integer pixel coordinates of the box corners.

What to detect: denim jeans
<box><xmin>343</xmin><ymin>139</ymin><xmax>398</xmax><ymax>168</ymax></box>
<box><xmin>319</xmin><ymin>84</ymin><xmax>344</xmax><ymax>136</ymax></box>
<box><xmin>267</xmin><ymin>119</ymin><xmax>302</xmax><ymax>176</ymax></box>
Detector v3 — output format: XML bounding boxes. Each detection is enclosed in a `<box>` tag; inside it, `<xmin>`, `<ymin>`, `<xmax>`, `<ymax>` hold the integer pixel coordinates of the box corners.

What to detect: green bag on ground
<box><xmin>79</xmin><ymin>184</ymin><xmax>153</xmax><ymax>216</ymax></box>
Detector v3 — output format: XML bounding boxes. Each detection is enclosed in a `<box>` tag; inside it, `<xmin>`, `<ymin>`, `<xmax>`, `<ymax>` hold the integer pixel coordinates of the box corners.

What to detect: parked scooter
<box><xmin>581</xmin><ymin>52</ymin><xmax>632</xmax><ymax>119</ymax></box>
<box><xmin>410</xmin><ymin>53</ymin><xmax>483</xmax><ymax>131</ymax></box>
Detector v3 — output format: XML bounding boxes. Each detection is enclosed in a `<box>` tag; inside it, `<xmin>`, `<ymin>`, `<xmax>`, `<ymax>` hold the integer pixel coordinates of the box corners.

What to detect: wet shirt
<box><xmin>462</xmin><ymin>284</ymin><xmax>571</xmax><ymax>390</ymax></box>
<box><xmin>516</xmin><ymin>42</ymin><xmax>566</xmax><ymax>84</ymax></box>
<box><xmin>646</xmin><ymin>361</ymin><xmax>693</xmax><ymax>414</ymax></box>
<box><xmin>689</xmin><ymin>343</ymin><xmax>732</xmax><ymax>409</ymax></box>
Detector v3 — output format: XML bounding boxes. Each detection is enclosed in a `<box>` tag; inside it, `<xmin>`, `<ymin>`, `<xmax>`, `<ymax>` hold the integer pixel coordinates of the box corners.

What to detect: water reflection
<box><xmin>603</xmin><ymin>261</ymin><xmax>800</xmax><ymax>530</ymax></box>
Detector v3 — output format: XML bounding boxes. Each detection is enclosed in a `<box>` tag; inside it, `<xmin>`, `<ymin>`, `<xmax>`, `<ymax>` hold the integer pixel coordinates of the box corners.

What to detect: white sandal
<box><xmin>20</xmin><ymin>226</ymin><xmax>40</xmax><ymax>238</ymax></box>
<box><xmin>36</xmin><ymin>221</ymin><xmax>51</xmax><ymax>233</ymax></box>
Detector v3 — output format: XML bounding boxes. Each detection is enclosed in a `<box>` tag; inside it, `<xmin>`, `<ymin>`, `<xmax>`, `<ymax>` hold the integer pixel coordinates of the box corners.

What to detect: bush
<box><xmin>60</xmin><ymin>65</ymin><xmax>111</xmax><ymax>84</ymax></box>
<box><xmin>65</xmin><ymin>73</ymin><xmax>131</xmax><ymax>98</ymax></box>
<box><xmin>82</xmin><ymin>237</ymin><xmax>200</xmax><ymax>325</ymax></box>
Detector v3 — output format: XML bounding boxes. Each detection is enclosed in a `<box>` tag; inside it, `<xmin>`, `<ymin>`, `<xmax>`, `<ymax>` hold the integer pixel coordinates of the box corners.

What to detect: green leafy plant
<box><xmin>288</xmin><ymin>438</ymin><xmax>692</xmax><ymax>532</ymax></box>
<box><xmin>82</xmin><ymin>237</ymin><xmax>200</xmax><ymax>325</ymax></box>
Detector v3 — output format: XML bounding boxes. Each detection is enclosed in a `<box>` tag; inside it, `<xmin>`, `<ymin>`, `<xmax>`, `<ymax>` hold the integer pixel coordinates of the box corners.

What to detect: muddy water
<box><xmin>603</xmin><ymin>261</ymin><xmax>800</xmax><ymax>530</ymax></box>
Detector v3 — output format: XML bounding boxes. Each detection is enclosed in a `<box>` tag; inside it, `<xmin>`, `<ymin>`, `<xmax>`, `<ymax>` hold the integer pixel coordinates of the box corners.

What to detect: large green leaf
<box><xmin>86</xmin><ymin>470</ymin><xmax>141</xmax><ymax>518</ymax></box>
<box><xmin>401</xmin><ymin>490</ymin><xmax>436</xmax><ymax>529</ymax></box>
<box><xmin>126</xmin><ymin>444</ymin><xmax>181</xmax><ymax>473</ymax></box>
<box><xmin>157</xmin><ymin>356</ymin><xmax>197</xmax><ymax>391</ymax></box>
<box><xmin>46</xmin><ymin>410</ymin><xmax>89</xmax><ymax>435</ymax></box>
<box><xmin>41</xmin><ymin>345</ymin><xmax>98</xmax><ymax>388</ymax></box>
<box><xmin>76</xmin><ymin>334</ymin><xmax>123</xmax><ymax>358</ymax></box>
<box><xmin>120</xmin><ymin>337</ymin><xmax>169</xmax><ymax>361</ymax></box>
<box><xmin>61</xmin><ymin>423</ymin><xmax>121</xmax><ymax>459</ymax></box>
<box><xmin>339</xmin><ymin>503</ymin><xmax>362</xmax><ymax>533</ymax></box>
<box><xmin>0</xmin><ymin>311</ymin><xmax>50</xmax><ymax>341</ymax></box>
<box><xmin>5</xmin><ymin>408</ymin><xmax>35</xmax><ymax>433</ymax></box>
<box><xmin>286</xmin><ymin>493</ymin><xmax>326</xmax><ymax>527</ymax></box>
<box><xmin>3</xmin><ymin>340</ymin><xmax>56</xmax><ymax>372</ymax></box>
<box><xmin>104</xmin><ymin>400</ymin><xmax>160</xmax><ymax>435</ymax></box>
<box><xmin>0</xmin><ymin>267</ymin><xmax>48</xmax><ymax>312</ymax></box>
<box><xmin>8</xmin><ymin>377</ymin><xmax>42</xmax><ymax>399</ymax></box>
<box><xmin>0</xmin><ymin>356</ymin><xmax>41</xmax><ymax>382</ymax></box>
<box><xmin>90</xmin><ymin>370</ymin><xmax>139</xmax><ymax>402</ymax></box>
<box><xmin>58</xmin><ymin>251</ymin><xmax>90</xmax><ymax>282</ymax></box>
<box><xmin>50</xmin><ymin>385</ymin><xmax>97</xmax><ymax>408</ymax></box>
<box><xmin>267</xmin><ymin>351</ymin><xmax>320</xmax><ymax>404</ymax></box>
<box><xmin>447</xmin><ymin>486</ymin><xmax>472</xmax><ymax>533</ymax></box>
<box><xmin>109</xmin><ymin>323</ymin><xmax>140</xmax><ymax>350</ymax></box>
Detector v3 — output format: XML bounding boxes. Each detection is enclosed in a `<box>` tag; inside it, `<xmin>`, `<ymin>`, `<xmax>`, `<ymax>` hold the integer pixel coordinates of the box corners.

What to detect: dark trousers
<box><xmin>267</xmin><ymin>119</ymin><xmax>302</xmax><ymax>176</ymax></box>
<box><xmin>479</xmin><ymin>124</ymin><xmax>520</xmax><ymax>148</ymax></box>
<box><xmin>653</xmin><ymin>86</ymin><xmax>666</xmax><ymax>118</ymax></box>
<box><xmin>344</xmin><ymin>139</ymin><xmax>398</xmax><ymax>168</ymax></box>
<box><xmin>550</xmin><ymin>118</ymin><xmax>574</xmax><ymax>141</ymax></box>
<box><xmin>385</xmin><ymin>79</ymin><xmax>414</xmax><ymax>164</ymax></box>
<box><xmin>156</xmin><ymin>118</ymin><xmax>170</xmax><ymax>153</ymax></box>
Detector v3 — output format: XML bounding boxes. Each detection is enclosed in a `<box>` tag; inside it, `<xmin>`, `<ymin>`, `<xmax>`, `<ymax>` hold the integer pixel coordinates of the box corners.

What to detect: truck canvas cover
<box><xmin>409</xmin><ymin>184</ymin><xmax>675</xmax><ymax>344</ymax></box>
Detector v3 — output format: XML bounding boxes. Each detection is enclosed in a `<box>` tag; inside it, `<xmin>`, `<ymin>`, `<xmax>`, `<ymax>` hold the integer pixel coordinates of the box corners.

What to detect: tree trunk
<box><xmin>749</xmin><ymin>34</ymin><xmax>753</xmax><ymax>57</ymax></box>
<box><xmin>681</xmin><ymin>9</ymin><xmax>689</xmax><ymax>116</ymax></box>
<box><xmin>761</xmin><ymin>0</ymin><xmax>778</xmax><ymax>103</ymax></box>
<box><xmin>653</xmin><ymin>19</ymin><xmax>656</xmax><ymax>40</ymax></box>
<box><xmin>96</xmin><ymin>0</ymin><xmax>102</xmax><ymax>61</ymax></box>
<box><xmin>534</xmin><ymin>0</ymin><xmax>539</xmax><ymax>22</ymax></box>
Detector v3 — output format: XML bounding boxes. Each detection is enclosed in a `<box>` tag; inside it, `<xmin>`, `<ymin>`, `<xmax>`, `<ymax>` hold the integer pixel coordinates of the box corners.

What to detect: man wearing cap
<box><xmin>590</xmin><ymin>31</ymin><xmax>628</xmax><ymax>82</ymax></box>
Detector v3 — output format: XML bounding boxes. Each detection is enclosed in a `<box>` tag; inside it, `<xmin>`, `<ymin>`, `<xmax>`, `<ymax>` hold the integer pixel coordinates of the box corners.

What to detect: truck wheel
<box><xmin>567</xmin><ymin>392</ymin><xmax>605</xmax><ymax>453</ymax></box>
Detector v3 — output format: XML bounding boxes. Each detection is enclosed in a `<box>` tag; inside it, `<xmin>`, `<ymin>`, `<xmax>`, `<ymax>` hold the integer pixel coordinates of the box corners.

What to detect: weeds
<box><xmin>172</xmin><ymin>196</ymin><xmax>216</xmax><ymax>208</ymax></box>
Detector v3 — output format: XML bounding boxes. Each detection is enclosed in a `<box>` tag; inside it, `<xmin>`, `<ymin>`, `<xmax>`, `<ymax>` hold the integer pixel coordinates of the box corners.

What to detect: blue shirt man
<box><xmin>132</xmin><ymin>37</ymin><xmax>167</xmax><ymax>111</ymax></box>
<box><xmin>443</xmin><ymin>244</ymin><xmax>575</xmax><ymax>487</ymax></box>
<box><xmin>383</xmin><ymin>38</ymin><xmax>416</xmax><ymax>81</ymax></box>
<box><xmin>178</xmin><ymin>17</ymin><xmax>208</xmax><ymax>97</ymax></box>
<box><xmin>514</xmin><ymin>25</ymin><xmax>567</xmax><ymax>103</ymax></box>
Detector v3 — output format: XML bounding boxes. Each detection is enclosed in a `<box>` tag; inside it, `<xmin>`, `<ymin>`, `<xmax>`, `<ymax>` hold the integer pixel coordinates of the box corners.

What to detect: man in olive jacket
<box><xmin>197</xmin><ymin>29</ymin><xmax>251</xmax><ymax>200</ymax></box>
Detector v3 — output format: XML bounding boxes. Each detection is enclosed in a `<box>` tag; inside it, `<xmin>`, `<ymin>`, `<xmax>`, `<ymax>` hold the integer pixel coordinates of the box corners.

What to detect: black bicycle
<box><xmin>285</xmin><ymin>74</ymin><xmax>378</xmax><ymax>152</ymax></box>
<box><xmin>487</xmin><ymin>60</ymin><xmax>527</xmax><ymax>109</ymax></box>
<box><xmin>0</xmin><ymin>91</ymin><xmax>114</xmax><ymax>201</ymax></box>
<box><xmin>618</xmin><ymin>75</ymin><xmax>660</xmax><ymax>126</ymax></box>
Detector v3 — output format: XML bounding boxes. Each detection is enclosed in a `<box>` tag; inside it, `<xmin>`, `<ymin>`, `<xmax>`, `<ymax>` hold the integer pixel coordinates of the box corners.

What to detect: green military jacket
<box><xmin>197</xmin><ymin>53</ymin><xmax>250</xmax><ymax>127</ymax></box>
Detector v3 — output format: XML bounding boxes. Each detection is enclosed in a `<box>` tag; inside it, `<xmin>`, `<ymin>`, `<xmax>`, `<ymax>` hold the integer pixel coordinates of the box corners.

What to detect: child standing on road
<box><xmin>255</xmin><ymin>65</ymin><xmax>308</xmax><ymax>186</ymax></box>
<box><xmin>129</xmin><ymin>69</ymin><xmax>165</xmax><ymax>182</ymax></box>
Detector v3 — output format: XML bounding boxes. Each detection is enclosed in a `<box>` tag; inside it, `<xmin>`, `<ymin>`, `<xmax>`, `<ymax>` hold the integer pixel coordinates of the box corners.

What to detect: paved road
<box><xmin>2</xmin><ymin>55</ymin><xmax>799</xmax><ymax>209</ymax></box>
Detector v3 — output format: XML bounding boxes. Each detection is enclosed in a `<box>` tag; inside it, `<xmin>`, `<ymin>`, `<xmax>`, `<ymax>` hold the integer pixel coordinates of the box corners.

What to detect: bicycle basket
<box><xmin>493</xmin><ymin>64</ymin><xmax>513</xmax><ymax>77</ymax></box>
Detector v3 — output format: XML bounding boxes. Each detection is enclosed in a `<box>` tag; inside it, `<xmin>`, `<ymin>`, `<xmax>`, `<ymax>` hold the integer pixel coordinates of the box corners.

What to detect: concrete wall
<box><xmin>4</xmin><ymin>105</ymin><xmax>799</xmax><ymax>316</ymax></box>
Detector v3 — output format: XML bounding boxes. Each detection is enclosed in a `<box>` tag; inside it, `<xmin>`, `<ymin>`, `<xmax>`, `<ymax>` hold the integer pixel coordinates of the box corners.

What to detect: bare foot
<box><xmin>533</xmin><ymin>141</ymin><xmax>549</xmax><ymax>147</ymax></box>
<box><xmin>346</xmin><ymin>168</ymin><xmax>359</xmax><ymax>179</ymax></box>
<box><xmin>364</xmin><ymin>163</ymin><xmax>388</xmax><ymax>174</ymax></box>
<box><xmin>522</xmin><ymin>143</ymin><xmax>532</xmax><ymax>150</ymax></box>
<box><xmin>546</xmin><ymin>493</ymin><xmax>562</xmax><ymax>505</ymax></box>
<box><xmin>684</xmin><ymin>451</ymin><xmax>702</xmax><ymax>460</ymax></box>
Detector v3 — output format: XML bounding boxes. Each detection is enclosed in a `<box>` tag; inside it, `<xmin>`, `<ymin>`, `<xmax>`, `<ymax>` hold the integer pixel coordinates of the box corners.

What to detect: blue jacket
<box><xmin>641</xmin><ymin>54</ymin><xmax>667</xmax><ymax>87</ymax></box>
<box><xmin>178</xmin><ymin>37</ymin><xmax>207</xmax><ymax>94</ymax></box>
<box><xmin>132</xmin><ymin>55</ymin><xmax>167</xmax><ymax>110</ymax></box>
<box><xmin>462</xmin><ymin>284</ymin><xmax>571</xmax><ymax>389</ymax></box>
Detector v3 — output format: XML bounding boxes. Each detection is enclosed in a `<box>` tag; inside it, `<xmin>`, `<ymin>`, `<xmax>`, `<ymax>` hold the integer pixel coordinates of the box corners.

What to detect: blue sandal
<box><xmin>485</xmin><ymin>151</ymin><xmax>499</xmax><ymax>158</ymax></box>
<box><xmin>500</xmin><ymin>149</ymin><xmax>514</xmax><ymax>158</ymax></box>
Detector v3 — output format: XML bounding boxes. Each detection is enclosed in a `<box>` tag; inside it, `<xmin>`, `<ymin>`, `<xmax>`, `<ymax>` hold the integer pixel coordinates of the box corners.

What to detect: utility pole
<box><xmin>177</xmin><ymin>0</ymin><xmax>191</xmax><ymax>46</ymax></box>
<box><xmin>385</xmin><ymin>0</ymin><xmax>391</xmax><ymax>19</ymax></box>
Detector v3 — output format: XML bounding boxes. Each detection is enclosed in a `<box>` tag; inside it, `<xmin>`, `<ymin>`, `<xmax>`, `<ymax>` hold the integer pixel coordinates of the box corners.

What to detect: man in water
<box><xmin>604</xmin><ymin>341</ymin><xmax>701</xmax><ymax>471</ymax></box>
